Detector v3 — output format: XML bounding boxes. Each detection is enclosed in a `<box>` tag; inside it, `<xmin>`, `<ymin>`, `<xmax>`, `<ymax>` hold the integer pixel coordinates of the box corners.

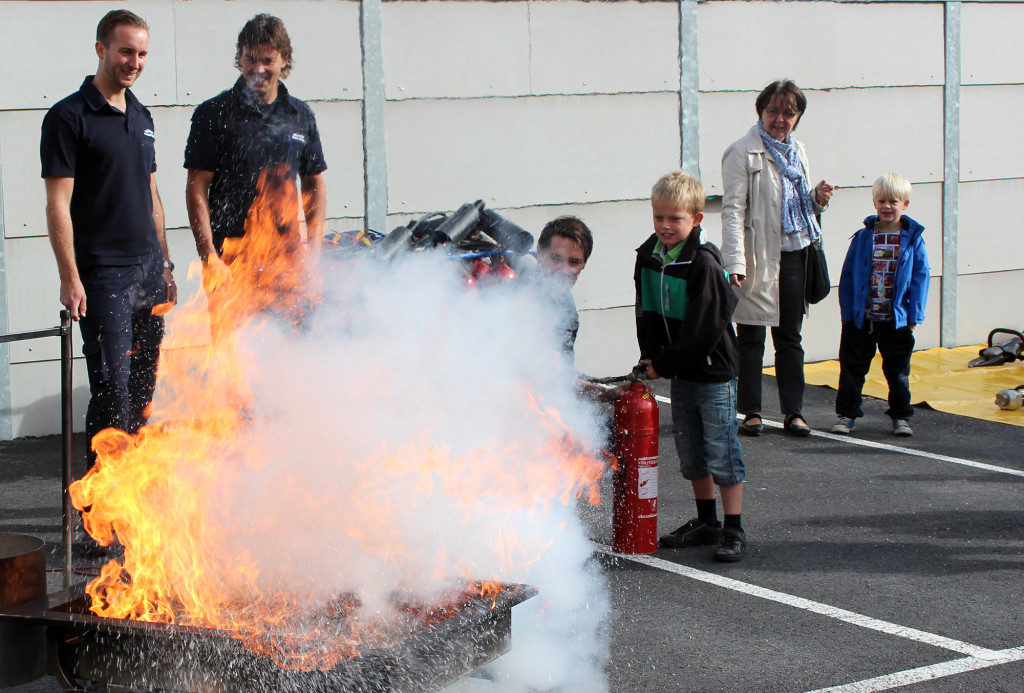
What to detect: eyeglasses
<box><xmin>765</xmin><ymin>107</ymin><xmax>800</xmax><ymax>119</ymax></box>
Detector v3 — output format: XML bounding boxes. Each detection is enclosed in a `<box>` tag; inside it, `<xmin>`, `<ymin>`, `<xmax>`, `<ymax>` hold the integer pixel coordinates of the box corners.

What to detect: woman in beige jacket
<box><xmin>720</xmin><ymin>80</ymin><xmax>834</xmax><ymax>436</ymax></box>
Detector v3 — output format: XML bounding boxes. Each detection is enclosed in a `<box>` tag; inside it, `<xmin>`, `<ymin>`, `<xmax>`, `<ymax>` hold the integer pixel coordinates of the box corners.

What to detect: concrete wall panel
<box><xmin>957</xmin><ymin>270</ymin><xmax>1024</xmax><ymax>346</ymax></box>
<box><xmin>962</xmin><ymin>3</ymin><xmax>1024</xmax><ymax>86</ymax></box>
<box><xmin>698</xmin><ymin>87</ymin><xmax>944</xmax><ymax>197</ymax></box>
<box><xmin>957</xmin><ymin>179</ymin><xmax>1024</xmax><ymax>275</ymax></box>
<box><xmin>0</xmin><ymin>1</ymin><xmax>177</xmax><ymax>111</ymax></box>
<box><xmin>9</xmin><ymin>360</ymin><xmax>90</xmax><ymax>437</ymax></box>
<box><xmin>1</xmin><ymin>110</ymin><xmax>47</xmax><ymax>239</ymax></box>
<box><xmin>152</xmin><ymin>106</ymin><xmax>194</xmax><ymax>233</ymax></box>
<box><xmin>698</xmin><ymin>1</ymin><xmax>943</xmax><ymax>93</ymax></box>
<box><xmin>308</xmin><ymin>101</ymin><xmax>366</xmax><ymax>221</ymax></box>
<box><xmin>575</xmin><ymin>306</ymin><xmax>636</xmax><ymax>378</ymax></box>
<box><xmin>385</xmin><ymin>93</ymin><xmax>680</xmax><ymax>214</ymax></box>
<box><xmin>174</xmin><ymin>0</ymin><xmax>362</xmax><ymax>107</ymax></box>
<box><xmin>960</xmin><ymin>85</ymin><xmax>1024</xmax><ymax>183</ymax></box>
<box><xmin>382</xmin><ymin>2</ymin><xmax>531</xmax><ymax>100</ymax></box>
<box><xmin>3</xmin><ymin>0</ymin><xmax>1024</xmax><ymax>433</ymax></box>
<box><xmin>529</xmin><ymin>1</ymin><xmax>680</xmax><ymax>96</ymax></box>
<box><xmin>4</xmin><ymin>236</ymin><xmax>71</xmax><ymax>346</ymax></box>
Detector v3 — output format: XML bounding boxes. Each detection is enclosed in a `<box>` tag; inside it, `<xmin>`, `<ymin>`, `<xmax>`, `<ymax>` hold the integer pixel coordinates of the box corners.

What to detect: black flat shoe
<box><xmin>784</xmin><ymin>414</ymin><xmax>811</xmax><ymax>437</ymax></box>
<box><xmin>740</xmin><ymin>414</ymin><xmax>763</xmax><ymax>437</ymax></box>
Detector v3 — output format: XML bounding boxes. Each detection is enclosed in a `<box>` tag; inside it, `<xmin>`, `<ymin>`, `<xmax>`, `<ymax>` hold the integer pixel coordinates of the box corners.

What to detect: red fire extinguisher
<box><xmin>612</xmin><ymin>368</ymin><xmax>659</xmax><ymax>554</ymax></box>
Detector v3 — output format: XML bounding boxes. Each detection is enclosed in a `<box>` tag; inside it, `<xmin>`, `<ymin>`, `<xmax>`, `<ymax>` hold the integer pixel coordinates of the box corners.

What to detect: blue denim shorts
<box><xmin>670</xmin><ymin>378</ymin><xmax>745</xmax><ymax>487</ymax></box>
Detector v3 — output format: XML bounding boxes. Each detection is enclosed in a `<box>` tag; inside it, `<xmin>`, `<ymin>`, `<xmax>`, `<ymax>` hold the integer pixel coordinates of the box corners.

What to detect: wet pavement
<box><xmin>2</xmin><ymin>375</ymin><xmax>1022</xmax><ymax>692</ymax></box>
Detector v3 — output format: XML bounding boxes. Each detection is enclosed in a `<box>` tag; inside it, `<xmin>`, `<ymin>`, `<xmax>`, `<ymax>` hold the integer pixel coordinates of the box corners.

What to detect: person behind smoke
<box><xmin>534</xmin><ymin>216</ymin><xmax>623</xmax><ymax>403</ymax></box>
<box><xmin>184</xmin><ymin>13</ymin><xmax>327</xmax><ymax>286</ymax></box>
<box><xmin>41</xmin><ymin>9</ymin><xmax>176</xmax><ymax>463</ymax></box>
<box><xmin>536</xmin><ymin>216</ymin><xmax>590</xmax><ymax>362</ymax></box>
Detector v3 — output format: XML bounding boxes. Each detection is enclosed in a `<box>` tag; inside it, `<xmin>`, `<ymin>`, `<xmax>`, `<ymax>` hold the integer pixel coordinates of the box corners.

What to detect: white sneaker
<box><xmin>893</xmin><ymin>419</ymin><xmax>913</xmax><ymax>437</ymax></box>
<box><xmin>831</xmin><ymin>416</ymin><xmax>856</xmax><ymax>434</ymax></box>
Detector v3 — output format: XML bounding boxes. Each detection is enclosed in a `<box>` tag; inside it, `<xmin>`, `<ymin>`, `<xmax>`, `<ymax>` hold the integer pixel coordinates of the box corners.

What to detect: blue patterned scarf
<box><xmin>758</xmin><ymin>121</ymin><xmax>821</xmax><ymax>239</ymax></box>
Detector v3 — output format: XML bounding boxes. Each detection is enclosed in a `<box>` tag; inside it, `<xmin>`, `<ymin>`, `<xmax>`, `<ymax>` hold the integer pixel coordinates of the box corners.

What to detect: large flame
<box><xmin>69</xmin><ymin>165</ymin><xmax>608</xmax><ymax>671</ymax></box>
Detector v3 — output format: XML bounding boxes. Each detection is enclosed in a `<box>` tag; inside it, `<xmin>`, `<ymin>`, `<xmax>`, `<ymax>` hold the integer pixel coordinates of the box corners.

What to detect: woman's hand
<box><xmin>815</xmin><ymin>180</ymin><xmax>836</xmax><ymax>206</ymax></box>
<box><xmin>730</xmin><ymin>273</ymin><xmax>745</xmax><ymax>288</ymax></box>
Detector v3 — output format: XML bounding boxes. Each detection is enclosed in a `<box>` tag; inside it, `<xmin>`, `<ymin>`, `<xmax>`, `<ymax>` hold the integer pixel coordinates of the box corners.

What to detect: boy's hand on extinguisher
<box><xmin>639</xmin><ymin>359</ymin><xmax>660</xmax><ymax>380</ymax></box>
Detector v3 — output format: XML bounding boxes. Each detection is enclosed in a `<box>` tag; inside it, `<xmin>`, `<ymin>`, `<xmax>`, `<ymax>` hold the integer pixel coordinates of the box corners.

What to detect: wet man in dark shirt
<box><xmin>41</xmin><ymin>9</ymin><xmax>175</xmax><ymax>460</ymax></box>
<box><xmin>184</xmin><ymin>13</ymin><xmax>327</xmax><ymax>287</ymax></box>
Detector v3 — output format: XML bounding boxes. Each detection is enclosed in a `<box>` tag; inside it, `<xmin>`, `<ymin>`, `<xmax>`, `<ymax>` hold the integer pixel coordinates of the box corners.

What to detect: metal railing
<box><xmin>0</xmin><ymin>311</ymin><xmax>75</xmax><ymax>588</ymax></box>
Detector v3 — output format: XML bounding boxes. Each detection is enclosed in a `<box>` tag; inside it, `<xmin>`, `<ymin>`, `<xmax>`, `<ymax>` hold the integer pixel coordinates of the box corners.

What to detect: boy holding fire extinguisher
<box><xmin>635</xmin><ymin>171</ymin><xmax>747</xmax><ymax>562</ymax></box>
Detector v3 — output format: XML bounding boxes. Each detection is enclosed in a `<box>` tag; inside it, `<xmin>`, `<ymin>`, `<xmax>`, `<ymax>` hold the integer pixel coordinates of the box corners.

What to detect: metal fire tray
<box><xmin>0</xmin><ymin>582</ymin><xmax>536</xmax><ymax>693</ymax></box>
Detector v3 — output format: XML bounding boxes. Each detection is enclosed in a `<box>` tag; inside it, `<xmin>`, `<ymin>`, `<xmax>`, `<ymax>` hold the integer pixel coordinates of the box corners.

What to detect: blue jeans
<box><xmin>671</xmin><ymin>378</ymin><xmax>745</xmax><ymax>487</ymax></box>
<box><xmin>79</xmin><ymin>255</ymin><xmax>166</xmax><ymax>462</ymax></box>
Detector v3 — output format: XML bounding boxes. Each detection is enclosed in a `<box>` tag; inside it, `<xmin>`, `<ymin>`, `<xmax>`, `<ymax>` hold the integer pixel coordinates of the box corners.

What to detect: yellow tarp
<box><xmin>772</xmin><ymin>345</ymin><xmax>1024</xmax><ymax>427</ymax></box>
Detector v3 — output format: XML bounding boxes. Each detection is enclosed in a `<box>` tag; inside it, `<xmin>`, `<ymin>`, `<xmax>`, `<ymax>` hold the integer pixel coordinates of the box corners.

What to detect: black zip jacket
<box><xmin>634</xmin><ymin>230</ymin><xmax>739</xmax><ymax>383</ymax></box>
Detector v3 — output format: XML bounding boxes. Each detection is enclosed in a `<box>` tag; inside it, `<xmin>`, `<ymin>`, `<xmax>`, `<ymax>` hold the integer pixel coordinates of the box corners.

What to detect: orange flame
<box><xmin>69</xmin><ymin>165</ymin><xmax>609</xmax><ymax>670</ymax></box>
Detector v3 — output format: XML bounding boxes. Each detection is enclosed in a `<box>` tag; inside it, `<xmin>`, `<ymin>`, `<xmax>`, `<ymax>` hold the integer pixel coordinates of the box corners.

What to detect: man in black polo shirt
<box><xmin>184</xmin><ymin>13</ymin><xmax>327</xmax><ymax>286</ymax></box>
<box><xmin>41</xmin><ymin>9</ymin><xmax>176</xmax><ymax>461</ymax></box>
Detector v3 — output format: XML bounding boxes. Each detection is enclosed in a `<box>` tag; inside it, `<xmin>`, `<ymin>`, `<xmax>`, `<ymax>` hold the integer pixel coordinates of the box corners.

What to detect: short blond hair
<box><xmin>651</xmin><ymin>170</ymin><xmax>706</xmax><ymax>216</ymax></box>
<box><xmin>872</xmin><ymin>173</ymin><xmax>912</xmax><ymax>203</ymax></box>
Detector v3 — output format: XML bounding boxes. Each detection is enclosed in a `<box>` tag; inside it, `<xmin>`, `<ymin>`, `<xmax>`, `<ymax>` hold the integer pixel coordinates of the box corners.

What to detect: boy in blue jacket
<box><xmin>832</xmin><ymin>173</ymin><xmax>930</xmax><ymax>437</ymax></box>
<box><xmin>635</xmin><ymin>171</ymin><xmax>746</xmax><ymax>561</ymax></box>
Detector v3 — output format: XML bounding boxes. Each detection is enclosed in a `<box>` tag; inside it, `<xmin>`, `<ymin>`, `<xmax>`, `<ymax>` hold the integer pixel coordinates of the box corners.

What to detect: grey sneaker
<box><xmin>893</xmin><ymin>419</ymin><xmax>914</xmax><ymax>437</ymax></box>
<box><xmin>831</xmin><ymin>416</ymin><xmax>856</xmax><ymax>434</ymax></box>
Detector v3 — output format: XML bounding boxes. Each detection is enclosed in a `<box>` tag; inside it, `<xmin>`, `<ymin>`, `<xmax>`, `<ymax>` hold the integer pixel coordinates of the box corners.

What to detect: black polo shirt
<box><xmin>184</xmin><ymin>77</ymin><xmax>328</xmax><ymax>252</ymax></box>
<box><xmin>40</xmin><ymin>77</ymin><xmax>160</xmax><ymax>268</ymax></box>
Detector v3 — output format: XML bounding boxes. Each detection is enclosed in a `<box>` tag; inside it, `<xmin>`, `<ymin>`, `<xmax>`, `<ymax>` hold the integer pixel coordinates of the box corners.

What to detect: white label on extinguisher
<box><xmin>637</xmin><ymin>463</ymin><xmax>658</xmax><ymax>500</ymax></box>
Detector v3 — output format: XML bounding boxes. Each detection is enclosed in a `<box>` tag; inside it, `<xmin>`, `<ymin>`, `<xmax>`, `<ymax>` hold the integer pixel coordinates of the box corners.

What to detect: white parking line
<box><xmin>594</xmin><ymin>546</ymin><xmax>999</xmax><ymax>659</ymax></box>
<box><xmin>651</xmin><ymin>396</ymin><xmax>1024</xmax><ymax>478</ymax></box>
<box><xmin>642</xmin><ymin>394</ymin><xmax>1022</xmax><ymax>691</ymax></box>
<box><xmin>802</xmin><ymin>645</ymin><xmax>1024</xmax><ymax>693</ymax></box>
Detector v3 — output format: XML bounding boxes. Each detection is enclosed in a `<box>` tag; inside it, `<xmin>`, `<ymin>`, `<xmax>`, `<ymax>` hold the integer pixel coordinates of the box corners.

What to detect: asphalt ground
<box><xmin>1</xmin><ymin>374</ymin><xmax>1022</xmax><ymax>692</ymax></box>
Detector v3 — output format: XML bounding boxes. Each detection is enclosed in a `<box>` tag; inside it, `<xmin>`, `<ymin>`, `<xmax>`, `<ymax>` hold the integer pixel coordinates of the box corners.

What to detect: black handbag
<box><xmin>805</xmin><ymin>236</ymin><xmax>830</xmax><ymax>304</ymax></box>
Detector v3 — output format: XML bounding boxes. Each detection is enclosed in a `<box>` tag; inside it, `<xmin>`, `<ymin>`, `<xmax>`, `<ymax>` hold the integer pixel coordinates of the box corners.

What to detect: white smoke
<box><xmin>174</xmin><ymin>250</ymin><xmax>611</xmax><ymax>691</ymax></box>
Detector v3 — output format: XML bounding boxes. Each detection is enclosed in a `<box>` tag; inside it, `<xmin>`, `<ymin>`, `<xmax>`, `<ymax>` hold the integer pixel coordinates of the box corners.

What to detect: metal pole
<box><xmin>941</xmin><ymin>1</ymin><xmax>961</xmax><ymax>347</ymax></box>
<box><xmin>678</xmin><ymin>0</ymin><xmax>701</xmax><ymax>179</ymax></box>
<box><xmin>361</xmin><ymin>0</ymin><xmax>388</xmax><ymax>234</ymax></box>
<box><xmin>60</xmin><ymin>310</ymin><xmax>74</xmax><ymax>589</ymax></box>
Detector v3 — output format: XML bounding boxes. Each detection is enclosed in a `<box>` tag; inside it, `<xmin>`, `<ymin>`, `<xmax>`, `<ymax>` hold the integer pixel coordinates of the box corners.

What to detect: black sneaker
<box><xmin>713</xmin><ymin>527</ymin><xmax>746</xmax><ymax>562</ymax></box>
<box><xmin>659</xmin><ymin>518</ymin><xmax>722</xmax><ymax>548</ymax></box>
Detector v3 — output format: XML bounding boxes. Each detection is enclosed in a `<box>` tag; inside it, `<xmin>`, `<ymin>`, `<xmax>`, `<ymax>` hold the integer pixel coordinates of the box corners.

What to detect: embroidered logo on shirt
<box><xmin>143</xmin><ymin>129</ymin><xmax>155</xmax><ymax>139</ymax></box>
<box><xmin>290</xmin><ymin>133</ymin><xmax>306</xmax><ymax>144</ymax></box>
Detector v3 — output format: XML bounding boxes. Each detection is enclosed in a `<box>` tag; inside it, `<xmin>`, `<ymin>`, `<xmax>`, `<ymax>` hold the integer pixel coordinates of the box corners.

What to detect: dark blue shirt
<box><xmin>184</xmin><ymin>77</ymin><xmax>327</xmax><ymax>252</ymax></box>
<box><xmin>40</xmin><ymin>77</ymin><xmax>160</xmax><ymax>267</ymax></box>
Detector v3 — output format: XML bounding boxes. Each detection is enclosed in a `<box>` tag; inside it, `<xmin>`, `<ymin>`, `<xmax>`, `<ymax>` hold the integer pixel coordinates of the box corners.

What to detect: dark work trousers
<box><xmin>835</xmin><ymin>320</ymin><xmax>915</xmax><ymax>421</ymax></box>
<box><xmin>736</xmin><ymin>247</ymin><xmax>807</xmax><ymax>419</ymax></box>
<box><xmin>78</xmin><ymin>254</ymin><xmax>166</xmax><ymax>466</ymax></box>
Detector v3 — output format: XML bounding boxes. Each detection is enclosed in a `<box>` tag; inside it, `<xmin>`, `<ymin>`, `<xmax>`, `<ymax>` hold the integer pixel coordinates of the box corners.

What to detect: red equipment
<box><xmin>486</xmin><ymin>256</ymin><xmax>518</xmax><ymax>283</ymax></box>
<box><xmin>612</xmin><ymin>373</ymin><xmax>659</xmax><ymax>554</ymax></box>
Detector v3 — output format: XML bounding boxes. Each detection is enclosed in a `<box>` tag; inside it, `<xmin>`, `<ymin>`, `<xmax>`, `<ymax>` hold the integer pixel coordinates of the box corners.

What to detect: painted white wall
<box><xmin>1</xmin><ymin>0</ymin><xmax>1022</xmax><ymax>437</ymax></box>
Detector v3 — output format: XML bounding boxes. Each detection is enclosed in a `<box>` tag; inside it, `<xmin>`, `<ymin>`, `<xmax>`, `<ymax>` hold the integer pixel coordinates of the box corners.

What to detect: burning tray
<box><xmin>1</xmin><ymin>581</ymin><xmax>535</xmax><ymax>693</ymax></box>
